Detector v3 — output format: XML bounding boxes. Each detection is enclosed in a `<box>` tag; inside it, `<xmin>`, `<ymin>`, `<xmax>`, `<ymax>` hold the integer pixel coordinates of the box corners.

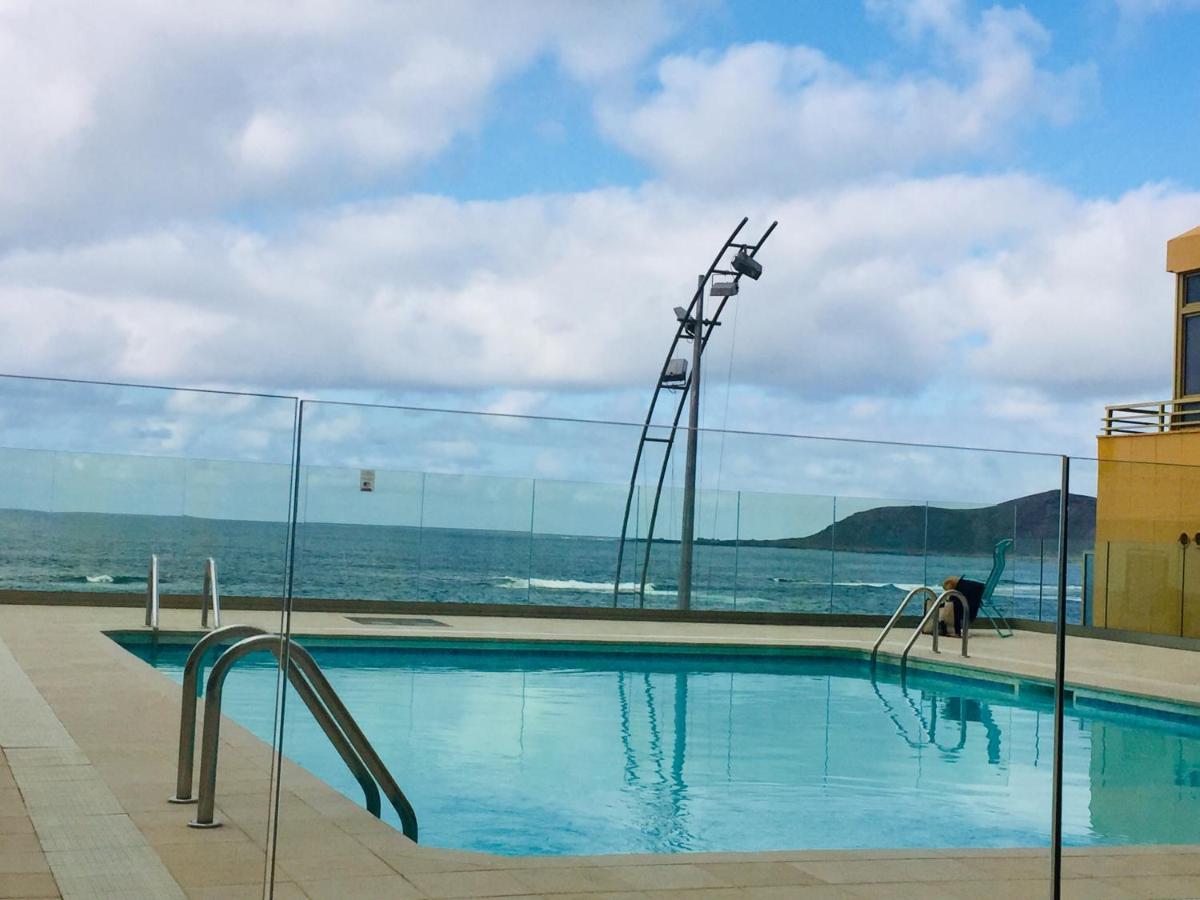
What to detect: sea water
<box><xmin>0</xmin><ymin>509</ymin><xmax>1082</xmax><ymax>619</ymax></box>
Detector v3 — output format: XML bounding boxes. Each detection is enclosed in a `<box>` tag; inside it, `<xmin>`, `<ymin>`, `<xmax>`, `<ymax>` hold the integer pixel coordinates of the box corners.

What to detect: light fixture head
<box><xmin>731</xmin><ymin>250</ymin><xmax>762</xmax><ymax>280</ymax></box>
<box><xmin>662</xmin><ymin>358</ymin><xmax>688</xmax><ymax>383</ymax></box>
<box><xmin>674</xmin><ymin>305</ymin><xmax>697</xmax><ymax>337</ymax></box>
<box><xmin>710</xmin><ymin>280</ymin><xmax>738</xmax><ymax>297</ymax></box>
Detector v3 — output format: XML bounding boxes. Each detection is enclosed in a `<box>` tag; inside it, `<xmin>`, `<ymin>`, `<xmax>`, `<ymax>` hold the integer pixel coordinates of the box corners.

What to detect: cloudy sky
<box><xmin>2</xmin><ymin>0</ymin><xmax>1199</xmax><ymax>510</ymax></box>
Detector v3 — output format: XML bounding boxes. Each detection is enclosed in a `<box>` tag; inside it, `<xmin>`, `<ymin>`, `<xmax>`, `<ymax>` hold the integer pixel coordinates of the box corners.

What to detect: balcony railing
<box><xmin>1103</xmin><ymin>399</ymin><xmax>1200</xmax><ymax>435</ymax></box>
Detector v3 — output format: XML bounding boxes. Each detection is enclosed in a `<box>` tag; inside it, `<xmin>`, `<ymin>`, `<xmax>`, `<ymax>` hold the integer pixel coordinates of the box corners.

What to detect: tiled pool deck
<box><xmin>4</xmin><ymin>603</ymin><xmax>1200</xmax><ymax>899</ymax></box>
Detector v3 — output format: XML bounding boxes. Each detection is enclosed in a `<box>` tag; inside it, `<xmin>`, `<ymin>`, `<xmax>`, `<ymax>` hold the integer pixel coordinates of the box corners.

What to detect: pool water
<box><xmin>121</xmin><ymin>637</ymin><xmax>1200</xmax><ymax>856</ymax></box>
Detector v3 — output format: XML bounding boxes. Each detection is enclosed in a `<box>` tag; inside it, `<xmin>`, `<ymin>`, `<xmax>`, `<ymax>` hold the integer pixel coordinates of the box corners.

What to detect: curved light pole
<box><xmin>613</xmin><ymin>218</ymin><xmax>777</xmax><ymax>609</ymax></box>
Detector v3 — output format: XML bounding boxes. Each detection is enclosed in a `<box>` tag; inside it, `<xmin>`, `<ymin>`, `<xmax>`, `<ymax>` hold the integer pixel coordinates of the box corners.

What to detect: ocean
<box><xmin>0</xmin><ymin>508</ymin><xmax>1083</xmax><ymax>622</ymax></box>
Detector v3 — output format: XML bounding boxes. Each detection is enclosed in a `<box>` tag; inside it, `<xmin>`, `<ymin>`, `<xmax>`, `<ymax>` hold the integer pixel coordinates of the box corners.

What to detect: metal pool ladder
<box><xmin>871</xmin><ymin>587</ymin><xmax>969</xmax><ymax>668</ymax></box>
<box><xmin>200</xmin><ymin>557</ymin><xmax>221</xmax><ymax>629</ymax></box>
<box><xmin>144</xmin><ymin>556</ymin><xmax>223</xmax><ymax>631</ymax></box>
<box><xmin>144</xmin><ymin>554</ymin><xmax>161</xmax><ymax>630</ymax></box>
<box><xmin>169</xmin><ymin>626</ymin><xmax>418</xmax><ymax>840</ymax></box>
<box><xmin>870</xmin><ymin>587</ymin><xmax>935</xmax><ymax>664</ymax></box>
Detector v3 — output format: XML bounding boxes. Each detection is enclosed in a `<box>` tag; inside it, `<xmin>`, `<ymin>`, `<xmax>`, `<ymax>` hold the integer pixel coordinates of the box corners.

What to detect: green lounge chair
<box><xmin>978</xmin><ymin>538</ymin><xmax>1015</xmax><ymax>638</ymax></box>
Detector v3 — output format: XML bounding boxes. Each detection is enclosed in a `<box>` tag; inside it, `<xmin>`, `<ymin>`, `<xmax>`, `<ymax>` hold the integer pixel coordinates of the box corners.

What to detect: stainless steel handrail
<box><xmin>200</xmin><ymin>557</ymin><xmax>221</xmax><ymax>629</ymax></box>
<box><xmin>900</xmin><ymin>589</ymin><xmax>969</xmax><ymax>668</ymax></box>
<box><xmin>870</xmin><ymin>587</ymin><xmax>937</xmax><ymax>664</ymax></box>
<box><xmin>144</xmin><ymin>554</ymin><xmax>160</xmax><ymax>630</ymax></box>
<box><xmin>169</xmin><ymin>624</ymin><xmax>268</xmax><ymax>804</ymax></box>
<box><xmin>189</xmin><ymin>634</ymin><xmax>418</xmax><ymax>840</ymax></box>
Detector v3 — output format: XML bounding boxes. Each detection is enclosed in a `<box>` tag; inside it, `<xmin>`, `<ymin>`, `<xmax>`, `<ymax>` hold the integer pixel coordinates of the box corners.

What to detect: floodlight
<box><xmin>730</xmin><ymin>250</ymin><xmax>762</xmax><ymax>280</ymax></box>
<box><xmin>662</xmin><ymin>358</ymin><xmax>688</xmax><ymax>383</ymax></box>
<box><xmin>674</xmin><ymin>306</ymin><xmax>697</xmax><ymax>337</ymax></box>
<box><xmin>710</xmin><ymin>280</ymin><xmax>738</xmax><ymax>297</ymax></box>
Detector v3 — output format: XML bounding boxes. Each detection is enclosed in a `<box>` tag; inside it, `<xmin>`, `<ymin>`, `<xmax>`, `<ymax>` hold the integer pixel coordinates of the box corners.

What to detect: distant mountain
<box><xmin>721</xmin><ymin>490</ymin><xmax>1095</xmax><ymax>556</ymax></box>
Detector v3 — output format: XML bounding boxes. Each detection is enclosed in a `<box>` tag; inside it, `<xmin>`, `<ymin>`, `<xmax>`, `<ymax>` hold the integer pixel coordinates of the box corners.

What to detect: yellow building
<box><xmin>1094</xmin><ymin>226</ymin><xmax>1200</xmax><ymax>636</ymax></box>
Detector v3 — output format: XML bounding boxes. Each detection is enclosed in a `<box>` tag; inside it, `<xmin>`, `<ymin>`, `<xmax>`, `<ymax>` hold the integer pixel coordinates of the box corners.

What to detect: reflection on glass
<box><xmin>732</xmin><ymin>491</ymin><xmax>834</xmax><ymax>613</ymax></box>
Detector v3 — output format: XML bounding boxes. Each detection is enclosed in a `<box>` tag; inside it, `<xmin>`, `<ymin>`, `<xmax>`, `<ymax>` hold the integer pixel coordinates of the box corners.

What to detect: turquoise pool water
<box><xmin>120</xmin><ymin>636</ymin><xmax>1200</xmax><ymax>856</ymax></box>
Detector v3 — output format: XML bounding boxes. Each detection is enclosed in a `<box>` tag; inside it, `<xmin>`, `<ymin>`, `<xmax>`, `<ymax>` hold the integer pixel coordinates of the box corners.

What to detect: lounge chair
<box><xmin>977</xmin><ymin>538</ymin><xmax>1015</xmax><ymax>638</ymax></box>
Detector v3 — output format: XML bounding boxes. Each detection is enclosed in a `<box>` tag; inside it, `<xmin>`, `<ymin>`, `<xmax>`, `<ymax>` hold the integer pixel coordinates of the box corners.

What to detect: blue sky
<box><xmin>2</xmin><ymin>0</ymin><xmax>1200</xmax><ymax>527</ymax></box>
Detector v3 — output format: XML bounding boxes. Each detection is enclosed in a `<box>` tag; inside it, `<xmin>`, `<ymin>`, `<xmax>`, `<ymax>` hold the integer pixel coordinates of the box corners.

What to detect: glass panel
<box><xmin>1185</xmin><ymin>314</ymin><xmax>1200</xmax><ymax>396</ymax></box>
<box><xmin>1062</xmin><ymin>453</ymin><xmax>1200</xmax><ymax>890</ymax></box>
<box><xmin>831</xmin><ymin>495</ymin><xmax>927</xmax><ymax>615</ymax></box>
<box><xmin>530</xmin><ymin>478</ymin><xmax>629</xmax><ymax>607</ymax></box>
<box><xmin>420</xmin><ymin>472</ymin><xmax>534</xmax><ymax>605</ymax></box>
<box><xmin>690</xmin><ymin>487</ymin><xmax>739</xmax><ymax>611</ymax></box>
<box><xmin>733</xmin><ymin>489</ymin><xmax>835</xmax><ymax>613</ymax></box>
<box><xmin>0</xmin><ymin>376</ymin><xmax>297</xmax><ymax>899</ymax></box>
<box><xmin>293</xmin><ymin>464</ymin><xmax>424</xmax><ymax>601</ymax></box>
<box><xmin>1186</xmin><ymin>271</ymin><xmax>1200</xmax><ymax>305</ymax></box>
<box><xmin>269</xmin><ymin>401</ymin><xmax>1064</xmax><ymax>896</ymax></box>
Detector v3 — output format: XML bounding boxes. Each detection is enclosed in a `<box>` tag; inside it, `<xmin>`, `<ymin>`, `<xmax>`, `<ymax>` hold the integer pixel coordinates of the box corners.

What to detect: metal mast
<box><xmin>613</xmin><ymin>218</ymin><xmax>777</xmax><ymax>609</ymax></box>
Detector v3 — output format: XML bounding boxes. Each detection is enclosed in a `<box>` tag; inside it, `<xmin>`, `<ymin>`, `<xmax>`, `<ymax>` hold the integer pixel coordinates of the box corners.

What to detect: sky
<box><xmin>1</xmin><ymin>0</ymin><xmax>1198</xmax><ymax>527</ymax></box>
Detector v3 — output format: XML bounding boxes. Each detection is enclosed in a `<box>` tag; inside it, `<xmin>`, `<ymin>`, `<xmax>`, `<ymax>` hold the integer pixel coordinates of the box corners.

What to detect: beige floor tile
<box><xmin>1065</xmin><ymin>852</ymin><xmax>1200</xmax><ymax>878</ymax></box>
<box><xmin>276</xmin><ymin>847</ymin><xmax>394</xmax><ymax>882</ymax></box>
<box><xmin>698</xmin><ymin>860</ymin><xmax>823</xmax><ymax>887</ymax></box>
<box><xmin>0</xmin><ymin>789</ymin><xmax>26</xmax><ymax>817</ymax></box>
<box><xmin>608</xmin><ymin>864</ymin><xmax>728</xmax><ymax>891</ymax></box>
<box><xmin>300</xmin><ymin>873</ymin><xmax>425</xmax><ymax>899</ymax></box>
<box><xmin>0</xmin><ymin>871</ymin><xmax>59</xmax><ymax>898</ymax></box>
<box><xmin>957</xmin><ymin>855</ymin><xmax>1051</xmax><ymax>880</ymax></box>
<box><xmin>155</xmin><ymin>841</ymin><xmax>266</xmax><ymax>888</ymax></box>
<box><xmin>0</xmin><ymin>816</ymin><xmax>34</xmax><ymax>835</ymax></box>
<box><xmin>0</xmin><ymin>850</ymin><xmax>50</xmax><ymax>875</ymax></box>
<box><xmin>1105</xmin><ymin>874</ymin><xmax>1200</xmax><ymax>898</ymax></box>
<box><xmin>405</xmin><ymin>868</ymin><xmax>536</xmax><ymax>898</ymax></box>
<box><xmin>846</xmin><ymin>883</ymin><xmax>962</xmax><ymax>899</ymax></box>
<box><xmin>139</xmin><ymin>819</ymin><xmax>255</xmax><ymax>847</ymax></box>
<box><xmin>10</xmin><ymin>765</ymin><xmax>102</xmax><ymax>786</ymax></box>
<box><xmin>32</xmin><ymin>813</ymin><xmax>147</xmax><ymax>852</ymax></box>
<box><xmin>46</xmin><ymin>846</ymin><xmax>184</xmax><ymax>900</ymax></box>
<box><xmin>354</xmin><ymin>835</ymin><xmax>488</xmax><ymax>874</ymax></box>
<box><xmin>507</xmin><ymin>865</ymin><xmax>634</xmax><ymax>893</ymax></box>
<box><xmin>272</xmin><ymin>828</ymin><xmax>376</xmax><ymax>860</ymax></box>
<box><xmin>706</xmin><ymin>887</ymin><xmax>861</xmax><ymax>899</ymax></box>
<box><xmin>0</xmin><ymin>833</ymin><xmax>41</xmax><ymax>854</ymax></box>
<box><xmin>1058</xmin><ymin>878</ymin><xmax>1141</xmax><ymax>900</ymax></box>
<box><xmin>940</xmin><ymin>879</ymin><xmax>1054</xmax><ymax>900</ymax></box>
<box><xmin>4</xmin><ymin>748</ymin><xmax>88</xmax><ymax>768</ymax></box>
<box><xmin>795</xmin><ymin>857</ymin><xmax>978</xmax><ymax>884</ymax></box>
<box><xmin>183</xmin><ymin>885</ymin><xmax>266</xmax><ymax>900</ymax></box>
<box><xmin>18</xmin><ymin>779</ymin><xmax>123</xmax><ymax>817</ymax></box>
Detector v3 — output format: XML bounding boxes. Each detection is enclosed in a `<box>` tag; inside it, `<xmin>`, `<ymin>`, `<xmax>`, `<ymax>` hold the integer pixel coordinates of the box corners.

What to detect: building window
<box><xmin>1187</xmin><ymin>272</ymin><xmax>1200</xmax><ymax>305</ymax></box>
<box><xmin>1185</xmin><ymin>315</ymin><xmax>1200</xmax><ymax>396</ymax></box>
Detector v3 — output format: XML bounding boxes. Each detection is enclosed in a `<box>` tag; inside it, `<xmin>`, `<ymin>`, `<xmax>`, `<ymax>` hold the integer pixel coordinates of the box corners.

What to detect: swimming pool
<box><xmin>118</xmin><ymin>635</ymin><xmax>1200</xmax><ymax>856</ymax></box>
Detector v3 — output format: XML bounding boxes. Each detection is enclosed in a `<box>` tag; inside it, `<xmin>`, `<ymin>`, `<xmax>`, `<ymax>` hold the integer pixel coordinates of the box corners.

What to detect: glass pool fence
<box><xmin>6</xmin><ymin>374</ymin><xmax>1200</xmax><ymax>897</ymax></box>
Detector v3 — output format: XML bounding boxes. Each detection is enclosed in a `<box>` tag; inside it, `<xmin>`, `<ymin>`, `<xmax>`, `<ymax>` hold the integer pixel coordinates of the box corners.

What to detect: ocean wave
<box><xmin>499</xmin><ymin>576</ymin><xmax>673</xmax><ymax>596</ymax></box>
<box><xmin>55</xmin><ymin>574</ymin><xmax>152</xmax><ymax>586</ymax></box>
<box><xmin>772</xmin><ymin>579</ymin><xmax>926</xmax><ymax>592</ymax></box>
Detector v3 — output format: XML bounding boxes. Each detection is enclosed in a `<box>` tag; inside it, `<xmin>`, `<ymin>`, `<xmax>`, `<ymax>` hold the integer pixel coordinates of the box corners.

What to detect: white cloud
<box><xmin>599</xmin><ymin>0</ymin><xmax>1093</xmax><ymax>188</ymax></box>
<box><xmin>0</xmin><ymin>0</ymin><xmax>672</xmax><ymax>244</ymax></box>
<box><xmin>1</xmin><ymin>0</ymin><xmax>1192</xmax><ymax>469</ymax></box>
<box><xmin>2</xmin><ymin>177</ymin><xmax>1194</xmax><ymax>446</ymax></box>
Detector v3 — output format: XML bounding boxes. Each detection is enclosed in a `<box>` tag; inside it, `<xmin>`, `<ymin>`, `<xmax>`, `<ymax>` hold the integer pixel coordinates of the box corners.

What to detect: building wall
<box><xmin>1094</xmin><ymin>431</ymin><xmax>1200</xmax><ymax>635</ymax></box>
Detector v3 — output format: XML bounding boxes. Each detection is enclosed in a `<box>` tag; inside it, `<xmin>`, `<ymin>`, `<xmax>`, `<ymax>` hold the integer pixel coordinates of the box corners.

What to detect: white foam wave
<box><xmin>499</xmin><ymin>576</ymin><xmax>672</xmax><ymax>596</ymax></box>
<box><xmin>86</xmin><ymin>574</ymin><xmax>114</xmax><ymax>584</ymax></box>
<box><xmin>772</xmin><ymin>579</ymin><xmax>926</xmax><ymax>592</ymax></box>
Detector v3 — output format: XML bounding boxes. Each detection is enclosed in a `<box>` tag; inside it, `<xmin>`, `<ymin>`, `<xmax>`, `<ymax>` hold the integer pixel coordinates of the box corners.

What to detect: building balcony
<box><xmin>1102</xmin><ymin>398</ymin><xmax>1200</xmax><ymax>435</ymax></box>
